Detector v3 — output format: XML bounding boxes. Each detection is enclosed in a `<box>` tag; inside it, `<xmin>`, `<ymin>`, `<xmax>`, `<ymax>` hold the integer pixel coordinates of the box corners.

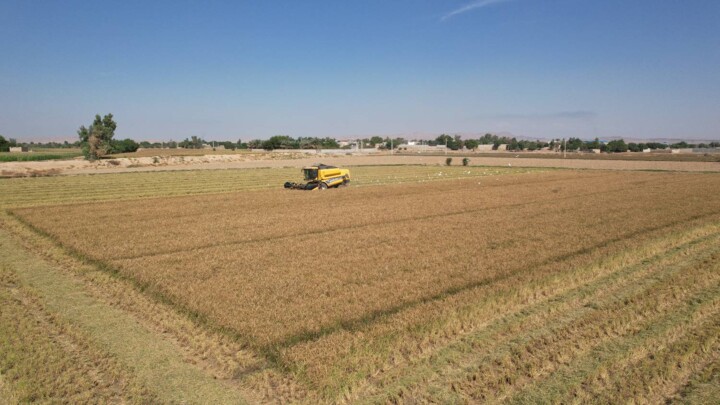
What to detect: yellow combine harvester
<box><xmin>284</xmin><ymin>164</ymin><xmax>351</xmax><ymax>190</ymax></box>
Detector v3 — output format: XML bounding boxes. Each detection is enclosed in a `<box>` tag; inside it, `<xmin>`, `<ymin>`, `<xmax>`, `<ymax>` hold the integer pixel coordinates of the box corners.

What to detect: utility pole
<box><xmin>563</xmin><ymin>138</ymin><xmax>566</xmax><ymax>158</ymax></box>
<box><xmin>390</xmin><ymin>138</ymin><xmax>393</xmax><ymax>155</ymax></box>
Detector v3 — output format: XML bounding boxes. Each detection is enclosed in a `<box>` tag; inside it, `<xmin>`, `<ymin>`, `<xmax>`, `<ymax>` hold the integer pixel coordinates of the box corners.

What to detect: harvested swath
<box><xmin>422</xmin><ymin>241</ymin><xmax>720</xmax><ymax>402</ymax></box>
<box><xmin>14</xmin><ymin>171</ymin><xmax>720</xmax><ymax>348</ymax></box>
<box><xmin>287</xmin><ymin>221</ymin><xmax>720</xmax><ymax>397</ymax></box>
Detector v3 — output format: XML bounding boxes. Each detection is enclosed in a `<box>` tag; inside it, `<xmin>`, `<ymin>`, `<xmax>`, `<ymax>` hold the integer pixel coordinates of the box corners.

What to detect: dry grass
<box><xmin>0</xmin><ymin>168</ymin><xmax>62</xmax><ymax>178</ymax></box>
<box><xmin>9</xmin><ymin>169</ymin><xmax>720</xmax><ymax>401</ymax></box>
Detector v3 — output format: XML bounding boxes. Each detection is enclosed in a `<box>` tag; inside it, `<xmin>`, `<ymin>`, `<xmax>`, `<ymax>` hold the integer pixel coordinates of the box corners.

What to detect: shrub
<box><xmin>446</xmin><ymin>157</ymin><xmax>453</xmax><ymax>166</ymax></box>
<box><xmin>462</xmin><ymin>158</ymin><xmax>470</xmax><ymax>166</ymax></box>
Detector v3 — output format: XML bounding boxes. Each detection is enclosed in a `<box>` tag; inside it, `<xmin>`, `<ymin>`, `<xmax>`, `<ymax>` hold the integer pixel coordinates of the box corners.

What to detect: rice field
<box><xmin>1</xmin><ymin>165</ymin><xmax>719</xmax><ymax>403</ymax></box>
<box><xmin>0</xmin><ymin>165</ymin><xmax>529</xmax><ymax>207</ymax></box>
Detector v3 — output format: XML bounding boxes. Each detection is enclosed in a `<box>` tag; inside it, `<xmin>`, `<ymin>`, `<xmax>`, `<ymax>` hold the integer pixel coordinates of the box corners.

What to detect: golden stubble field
<box><xmin>10</xmin><ymin>168</ymin><xmax>720</xmax><ymax>402</ymax></box>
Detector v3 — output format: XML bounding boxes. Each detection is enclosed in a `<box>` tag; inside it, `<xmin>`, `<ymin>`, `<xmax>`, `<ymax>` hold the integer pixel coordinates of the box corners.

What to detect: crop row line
<box><xmin>391</xmin><ymin>237</ymin><xmax>720</xmax><ymax>402</ymax></box>
<box><xmin>263</xmin><ymin>210</ymin><xmax>720</xmax><ymax>352</ymax></box>
<box><xmin>300</xmin><ymin>222</ymin><xmax>720</xmax><ymax>398</ymax></box>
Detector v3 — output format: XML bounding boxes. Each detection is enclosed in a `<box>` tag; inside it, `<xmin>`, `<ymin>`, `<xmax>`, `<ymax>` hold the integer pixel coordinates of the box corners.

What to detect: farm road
<box><xmin>3</xmin><ymin>154</ymin><xmax>719</xmax><ymax>176</ymax></box>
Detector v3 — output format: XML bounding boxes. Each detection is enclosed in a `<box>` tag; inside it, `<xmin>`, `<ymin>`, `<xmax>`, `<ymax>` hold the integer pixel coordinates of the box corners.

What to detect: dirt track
<box><xmin>1</xmin><ymin>153</ymin><xmax>718</xmax><ymax>176</ymax></box>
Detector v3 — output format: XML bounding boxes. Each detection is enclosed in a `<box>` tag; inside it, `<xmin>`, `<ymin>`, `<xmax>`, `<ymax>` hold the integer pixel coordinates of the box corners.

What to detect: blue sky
<box><xmin>1</xmin><ymin>0</ymin><xmax>718</xmax><ymax>141</ymax></box>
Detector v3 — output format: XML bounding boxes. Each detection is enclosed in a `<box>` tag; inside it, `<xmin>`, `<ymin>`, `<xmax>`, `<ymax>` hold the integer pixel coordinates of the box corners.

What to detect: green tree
<box><xmin>565</xmin><ymin>137</ymin><xmax>584</xmax><ymax>151</ymax></box>
<box><xmin>247</xmin><ymin>139</ymin><xmax>263</xmax><ymax>149</ymax></box>
<box><xmin>606</xmin><ymin>139</ymin><xmax>628</xmax><ymax>153</ymax></box>
<box><xmin>0</xmin><ymin>135</ymin><xmax>9</xmax><ymax>152</ymax></box>
<box><xmin>264</xmin><ymin>135</ymin><xmax>297</xmax><ymax>150</ymax></box>
<box><xmin>384</xmin><ymin>137</ymin><xmax>406</xmax><ymax>150</ymax></box>
<box><xmin>179</xmin><ymin>136</ymin><xmax>205</xmax><ymax>149</ymax></box>
<box><xmin>436</xmin><ymin>134</ymin><xmax>461</xmax><ymax>150</ymax></box>
<box><xmin>299</xmin><ymin>137</ymin><xmax>320</xmax><ymax>149</ymax></box>
<box><xmin>77</xmin><ymin>114</ymin><xmax>117</xmax><ymax>160</ymax></box>
<box><xmin>369</xmin><ymin>136</ymin><xmax>384</xmax><ymax>146</ymax></box>
<box><xmin>216</xmin><ymin>141</ymin><xmax>236</xmax><ymax>150</ymax></box>
<box><xmin>319</xmin><ymin>137</ymin><xmax>339</xmax><ymax>148</ymax></box>
<box><xmin>111</xmin><ymin>138</ymin><xmax>140</xmax><ymax>153</ymax></box>
<box><xmin>464</xmin><ymin>139</ymin><xmax>479</xmax><ymax>150</ymax></box>
<box><xmin>478</xmin><ymin>133</ymin><xmax>498</xmax><ymax>145</ymax></box>
<box><xmin>524</xmin><ymin>140</ymin><xmax>540</xmax><ymax>151</ymax></box>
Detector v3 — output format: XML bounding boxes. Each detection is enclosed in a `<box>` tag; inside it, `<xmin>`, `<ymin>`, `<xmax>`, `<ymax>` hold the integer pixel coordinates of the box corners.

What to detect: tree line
<box><xmin>5</xmin><ymin>113</ymin><xmax>720</xmax><ymax>159</ymax></box>
<box><xmin>430</xmin><ymin>134</ymin><xmax>720</xmax><ymax>153</ymax></box>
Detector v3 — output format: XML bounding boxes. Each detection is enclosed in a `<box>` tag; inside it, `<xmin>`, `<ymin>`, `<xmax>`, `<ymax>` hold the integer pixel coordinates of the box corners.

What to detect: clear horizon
<box><xmin>1</xmin><ymin>1</ymin><xmax>718</xmax><ymax>142</ymax></box>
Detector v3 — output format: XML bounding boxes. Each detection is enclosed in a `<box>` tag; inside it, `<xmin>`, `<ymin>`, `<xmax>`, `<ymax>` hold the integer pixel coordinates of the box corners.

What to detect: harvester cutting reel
<box><xmin>284</xmin><ymin>181</ymin><xmax>323</xmax><ymax>190</ymax></box>
<box><xmin>284</xmin><ymin>176</ymin><xmax>349</xmax><ymax>190</ymax></box>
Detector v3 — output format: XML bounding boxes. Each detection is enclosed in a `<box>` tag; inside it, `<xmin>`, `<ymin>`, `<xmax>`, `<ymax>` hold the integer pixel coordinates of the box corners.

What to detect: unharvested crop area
<box><xmin>0</xmin><ymin>165</ymin><xmax>525</xmax><ymax>207</ymax></box>
<box><xmin>4</xmin><ymin>166</ymin><xmax>719</xmax><ymax>403</ymax></box>
<box><xmin>0</xmin><ymin>148</ymin><xmax>83</xmax><ymax>162</ymax></box>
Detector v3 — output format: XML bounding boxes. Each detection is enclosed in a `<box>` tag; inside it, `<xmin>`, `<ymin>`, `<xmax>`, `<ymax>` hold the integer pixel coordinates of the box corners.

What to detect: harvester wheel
<box><xmin>341</xmin><ymin>177</ymin><xmax>350</xmax><ymax>187</ymax></box>
<box><xmin>318</xmin><ymin>182</ymin><xmax>328</xmax><ymax>190</ymax></box>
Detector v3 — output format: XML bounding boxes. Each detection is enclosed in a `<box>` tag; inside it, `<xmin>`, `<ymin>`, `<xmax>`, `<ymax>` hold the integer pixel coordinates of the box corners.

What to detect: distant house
<box><xmin>9</xmin><ymin>146</ymin><xmax>27</xmax><ymax>153</ymax></box>
<box><xmin>396</xmin><ymin>144</ymin><xmax>446</xmax><ymax>152</ymax></box>
<box><xmin>496</xmin><ymin>144</ymin><xmax>508</xmax><ymax>151</ymax></box>
<box><xmin>475</xmin><ymin>144</ymin><xmax>494</xmax><ymax>151</ymax></box>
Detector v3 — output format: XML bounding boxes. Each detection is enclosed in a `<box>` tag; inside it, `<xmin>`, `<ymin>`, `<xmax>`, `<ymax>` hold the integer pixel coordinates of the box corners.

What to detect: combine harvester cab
<box><xmin>284</xmin><ymin>164</ymin><xmax>351</xmax><ymax>190</ymax></box>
